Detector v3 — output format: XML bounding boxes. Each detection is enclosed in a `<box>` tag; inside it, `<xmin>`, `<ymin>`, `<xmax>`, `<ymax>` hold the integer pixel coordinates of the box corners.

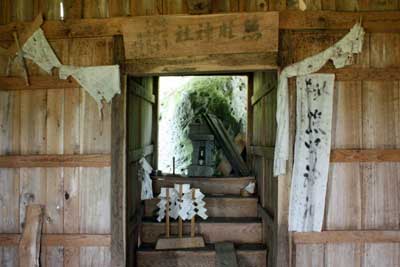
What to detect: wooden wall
<box><xmin>250</xmin><ymin>70</ymin><xmax>278</xmax><ymax>267</ymax></box>
<box><xmin>1</xmin><ymin>0</ymin><xmax>400</xmax><ymax>267</ymax></box>
<box><xmin>126</xmin><ymin>76</ymin><xmax>156</xmax><ymax>267</ymax></box>
<box><xmin>279</xmin><ymin>2</ymin><xmax>400</xmax><ymax>267</ymax></box>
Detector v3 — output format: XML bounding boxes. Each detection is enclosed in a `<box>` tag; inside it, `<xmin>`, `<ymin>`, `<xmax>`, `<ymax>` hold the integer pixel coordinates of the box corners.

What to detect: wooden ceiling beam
<box><xmin>0</xmin><ymin>11</ymin><xmax>399</xmax><ymax>42</ymax></box>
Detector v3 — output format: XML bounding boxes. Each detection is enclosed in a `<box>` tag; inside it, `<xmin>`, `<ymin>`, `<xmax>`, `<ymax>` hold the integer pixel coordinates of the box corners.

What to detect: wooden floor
<box><xmin>137</xmin><ymin>176</ymin><xmax>267</xmax><ymax>267</ymax></box>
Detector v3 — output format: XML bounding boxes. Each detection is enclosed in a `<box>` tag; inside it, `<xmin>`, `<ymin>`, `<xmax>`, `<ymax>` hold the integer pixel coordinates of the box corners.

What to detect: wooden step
<box><xmin>141</xmin><ymin>218</ymin><xmax>262</xmax><ymax>244</ymax></box>
<box><xmin>152</xmin><ymin>175</ymin><xmax>255</xmax><ymax>195</ymax></box>
<box><xmin>137</xmin><ymin>244</ymin><xmax>267</xmax><ymax>267</ymax></box>
<box><xmin>144</xmin><ymin>195</ymin><xmax>258</xmax><ymax>217</ymax></box>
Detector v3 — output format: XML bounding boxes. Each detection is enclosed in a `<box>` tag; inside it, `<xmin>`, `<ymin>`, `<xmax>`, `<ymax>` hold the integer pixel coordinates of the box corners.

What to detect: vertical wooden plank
<box><xmin>0</xmin><ymin>91</ymin><xmax>20</xmax><ymax>234</ymax></box>
<box><xmin>163</xmin><ymin>0</ymin><xmax>188</xmax><ymax>14</ymax></box>
<box><xmin>132</xmin><ymin>0</ymin><xmax>162</xmax><ymax>15</ymax></box>
<box><xmin>370</xmin><ymin>33</ymin><xmax>400</xmax><ymax>69</ymax></box>
<box><xmin>335</xmin><ymin>0</ymin><xmax>359</xmax><ymax>11</ymax></box>
<box><xmin>63</xmin><ymin>0</ymin><xmax>83</xmax><ymax>19</ymax></box>
<box><xmin>13</xmin><ymin>0</ymin><xmax>34</xmax><ymax>21</ymax></box>
<box><xmin>80</xmin><ymin>247</ymin><xmax>111</xmax><ymax>266</ymax></box>
<box><xmin>20</xmin><ymin>90</ymin><xmax>47</xmax><ymax>231</ymax></box>
<box><xmin>244</xmin><ymin>0</ymin><xmax>269</xmax><ymax>11</ymax></box>
<box><xmin>0</xmin><ymin>0</ymin><xmax>12</xmax><ymax>24</ymax></box>
<box><xmin>63</xmin><ymin>74</ymin><xmax>81</xmax><ymax>266</ymax></box>
<box><xmin>45</xmin><ymin>89</ymin><xmax>64</xmax><ymax>234</ymax></box>
<box><xmin>19</xmin><ymin>205</ymin><xmax>44</xmax><ymax>267</ymax></box>
<box><xmin>359</xmin><ymin>0</ymin><xmax>399</xmax><ymax>10</ymax></box>
<box><xmin>111</xmin><ymin>34</ymin><xmax>126</xmax><ymax>267</ymax></box>
<box><xmin>109</xmin><ymin>0</ymin><xmax>130</xmax><ymax>16</ymax></box>
<box><xmin>45</xmin><ymin>247</ymin><xmax>64</xmax><ymax>267</ymax></box>
<box><xmin>295</xmin><ymin>244</ymin><xmax>325</xmax><ymax>267</ymax></box>
<box><xmin>362</xmin><ymin>163</ymin><xmax>400</xmax><ymax>229</ymax></box>
<box><xmin>0</xmin><ymin>247</ymin><xmax>18</xmax><ymax>267</ymax></box>
<box><xmin>83</xmin><ymin>0</ymin><xmax>109</xmax><ymax>18</ymax></box>
<box><xmin>79</xmin><ymin>167</ymin><xmax>111</xmax><ymax>234</ymax></box>
<box><xmin>326</xmin><ymin>81</ymin><xmax>362</xmax><ymax>230</ymax></box>
<box><xmin>211</xmin><ymin>0</ymin><xmax>239</xmax><ymax>12</ymax></box>
<box><xmin>326</xmin><ymin>244</ymin><xmax>362</xmax><ymax>267</ymax></box>
<box><xmin>363</xmin><ymin>243</ymin><xmax>400</xmax><ymax>267</ymax></box>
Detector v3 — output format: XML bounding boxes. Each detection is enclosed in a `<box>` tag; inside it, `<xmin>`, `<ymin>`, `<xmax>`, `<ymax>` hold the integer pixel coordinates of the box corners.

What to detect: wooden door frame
<box><xmin>110</xmin><ymin>43</ymin><xmax>279</xmax><ymax>267</ymax></box>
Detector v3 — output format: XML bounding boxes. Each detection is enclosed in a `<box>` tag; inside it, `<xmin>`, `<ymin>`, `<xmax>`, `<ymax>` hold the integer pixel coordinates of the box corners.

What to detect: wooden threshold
<box><xmin>0</xmin><ymin>154</ymin><xmax>111</xmax><ymax>168</ymax></box>
<box><xmin>293</xmin><ymin>230</ymin><xmax>400</xmax><ymax>244</ymax></box>
<box><xmin>0</xmin><ymin>234</ymin><xmax>111</xmax><ymax>247</ymax></box>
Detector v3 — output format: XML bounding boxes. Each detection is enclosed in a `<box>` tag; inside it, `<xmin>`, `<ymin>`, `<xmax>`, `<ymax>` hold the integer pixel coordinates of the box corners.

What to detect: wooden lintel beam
<box><xmin>0</xmin><ymin>234</ymin><xmax>111</xmax><ymax>247</ymax></box>
<box><xmin>1</xmin><ymin>11</ymin><xmax>399</xmax><ymax>42</ymax></box>
<box><xmin>0</xmin><ymin>154</ymin><xmax>111</xmax><ymax>168</ymax></box>
<box><xmin>330</xmin><ymin>149</ymin><xmax>400</xmax><ymax>162</ymax></box>
<box><xmin>0</xmin><ymin>76</ymin><xmax>79</xmax><ymax>91</ymax></box>
<box><xmin>318</xmin><ymin>68</ymin><xmax>400</xmax><ymax>81</ymax></box>
<box><xmin>280</xmin><ymin>10</ymin><xmax>400</xmax><ymax>32</ymax></box>
<box><xmin>293</xmin><ymin>230</ymin><xmax>400</xmax><ymax>244</ymax></box>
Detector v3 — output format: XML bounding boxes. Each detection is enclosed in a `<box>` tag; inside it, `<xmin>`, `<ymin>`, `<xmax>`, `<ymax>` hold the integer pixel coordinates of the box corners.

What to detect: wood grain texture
<box><xmin>0</xmin><ymin>234</ymin><xmax>111</xmax><ymax>246</ymax></box>
<box><xmin>152</xmin><ymin>176</ymin><xmax>256</xmax><ymax>195</ymax></box>
<box><xmin>280</xmin><ymin>10</ymin><xmax>400</xmax><ymax>32</ymax></box>
<box><xmin>0</xmin><ymin>154</ymin><xmax>111</xmax><ymax>167</ymax></box>
<box><xmin>122</xmin><ymin>12</ymin><xmax>278</xmax><ymax>60</ymax></box>
<box><xmin>145</xmin><ymin>196</ymin><xmax>258</xmax><ymax>218</ymax></box>
<box><xmin>330</xmin><ymin>149</ymin><xmax>400</xmax><ymax>162</ymax></box>
<box><xmin>137</xmin><ymin>247</ymin><xmax>267</xmax><ymax>267</ymax></box>
<box><xmin>293</xmin><ymin>230</ymin><xmax>400</xmax><ymax>244</ymax></box>
<box><xmin>141</xmin><ymin>220</ymin><xmax>263</xmax><ymax>244</ymax></box>
<box><xmin>0</xmin><ymin>76</ymin><xmax>79</xmax><ymax>91</ymax></box>
<box><xmin>19</xmin><ymin>205</ymin><xmax>44</xmax><ymax>267</ymax></box>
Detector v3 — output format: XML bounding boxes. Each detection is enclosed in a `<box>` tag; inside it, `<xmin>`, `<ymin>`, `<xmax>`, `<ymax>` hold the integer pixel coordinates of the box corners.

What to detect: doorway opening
<box><xmin>157</xmin><ymin>75</ymin><xmax>249</xmax><ymax>177</ymax></box>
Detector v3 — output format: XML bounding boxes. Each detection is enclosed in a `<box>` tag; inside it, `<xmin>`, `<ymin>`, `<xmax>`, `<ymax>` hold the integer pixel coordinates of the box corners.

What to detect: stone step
<box><xmin>144</xmin><ymin>195</ymin><xmax>258</xmax><ymax>218</ymax></box>
<box><xmin>141</xmin><ymin>217</ymin><xmax>263</xmax><ymax>244</ymax></box>
<box><xmin>152</xmin><ymin>175</ymin><xmax>255</xmax><ymax>195</ymax></box>
<box><xmin>137</xmin><ymin>244</ymin><xmax>267</xmax><ymax>267</ymax></box>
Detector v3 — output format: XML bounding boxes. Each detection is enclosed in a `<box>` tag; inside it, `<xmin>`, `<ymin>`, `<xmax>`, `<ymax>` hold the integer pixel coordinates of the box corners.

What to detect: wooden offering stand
<box><xmin>155</xmin><ymin>185</ymin><xmax>205</xmax><ymax>250</ymax></box>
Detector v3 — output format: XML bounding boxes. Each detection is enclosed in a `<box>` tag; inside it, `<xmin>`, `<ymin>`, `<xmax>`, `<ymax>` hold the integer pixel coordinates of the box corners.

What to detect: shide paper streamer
<box><xmin>139</xmin><ymin>158</ymin><xmax>154</xmax><ymax>200</ymax></box>
<box><xmin>289</xmin><ymin>74</ymin><xmax>334</xmax><ymax>232</ymax></box>
<box><xmin>157</xmin><ymin>184</ymin><xmax>207</xmax><ymax>222</ymax></box>
<box><xmin>18</xmin><ymin>27</ymin><xmax>120</xmax><ymax>113</ymax></box>
<box><xmin>274</xmin><ymin>23</ymin><xmax>365</xmax><ymax>176</ymax></box>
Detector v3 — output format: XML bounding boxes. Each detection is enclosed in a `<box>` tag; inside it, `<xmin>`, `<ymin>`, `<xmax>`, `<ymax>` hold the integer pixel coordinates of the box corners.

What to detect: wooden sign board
<box><xmin>122</xmin><ymin>12</ymin><xmax>278</xmax><ymax>60</ymax></box>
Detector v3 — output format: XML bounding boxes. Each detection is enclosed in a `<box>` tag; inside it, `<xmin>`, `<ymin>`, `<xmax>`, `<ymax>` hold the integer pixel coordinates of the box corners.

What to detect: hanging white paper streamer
<box><xmin>244</xmin><ymin>181</ymin><xmax>256</xmax><ymax>194</ymax></box>
<box><xmin>139</xmin><ymin>158</ymin><xmax>154</xmax><ymax>200</ymax></box>
<box><xmin>59</xmin><ymin>65</ymin><xmax>120</xmax><ymax>110</ymax></box>
<box><xmin>156</xmin><ymin>185</ymin><xmax>207</xmax><ymax>222</ymax></box>
<box><xmin>274</xmin><ymin>23</ymin><xmax>365</xmax><ymax>176</ymax></box>
<box><xmin>21</xmin><ymin>28</ymin><xmax>62</xmax><ymax>73</ymax></box>
<box><xmin>157</xmin><ymin>188</ymin><xmax>179</xmax><ymax>221</ymax></box>
<box><xmin>289</xmin><ymin>74</ymin><xmax>335</xmax><ymax>232</ymax></box>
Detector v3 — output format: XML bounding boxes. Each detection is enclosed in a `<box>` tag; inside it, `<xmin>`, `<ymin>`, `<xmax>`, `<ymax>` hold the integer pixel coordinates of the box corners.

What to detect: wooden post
<box><xmin>191</xmin><ymin>188</ymin><xmax>195</xmax><ymax>237</ymax></box>
<box><xmin>178</xmin><ymin>184</ymin><xmax>183</xmax><ymax>238</ymax></box>
<box><xmin>165</xmin><ymin>189</ymin><xmax>170</xmax><ymax>238</ymax></box>
<box><xmin>19</xmin><ymin>204</ymin><xmax>44</xmax><ymax>267</ymax></box>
